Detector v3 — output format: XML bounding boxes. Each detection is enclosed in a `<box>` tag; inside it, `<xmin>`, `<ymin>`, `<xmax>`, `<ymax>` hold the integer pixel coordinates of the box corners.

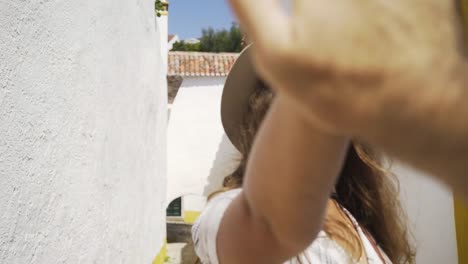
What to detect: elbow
<box><xmin>270</xmin><ymin>219</ymin><xmax>323</xmax><ymax>255</ymax></box>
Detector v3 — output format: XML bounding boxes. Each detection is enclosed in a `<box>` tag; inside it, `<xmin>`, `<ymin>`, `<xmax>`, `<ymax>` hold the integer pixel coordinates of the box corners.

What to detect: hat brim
<box><xmin>221</xmin><ymin>46</ymin><xmax>258</xmax><ymax>152</ymax></box>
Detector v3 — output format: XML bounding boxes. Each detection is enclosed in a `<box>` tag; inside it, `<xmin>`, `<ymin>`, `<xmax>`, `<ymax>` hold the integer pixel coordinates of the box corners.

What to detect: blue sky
<box><xmin>168</xmin><ymin>1</ymin><xmax>237</xmax><ymax>40</ymax></box>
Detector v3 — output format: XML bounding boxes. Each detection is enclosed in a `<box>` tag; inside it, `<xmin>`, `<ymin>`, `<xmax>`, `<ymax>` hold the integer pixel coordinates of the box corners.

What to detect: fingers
<box><xmin>227</xmin><ymin>0</ymin><xmax>290</xmax><ymax>51</ymax></box>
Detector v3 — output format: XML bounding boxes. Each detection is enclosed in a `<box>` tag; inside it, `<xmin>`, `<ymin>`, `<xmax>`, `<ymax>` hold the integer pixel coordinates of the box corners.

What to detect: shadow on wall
<box><xmin>203</xmin><ymin>134</ymin><xmax>241</xmax><ymax>197</ymax></box>
<box><xmin>165</xmin><ymin>240</ymin><xmax>198</xmax><ymax>264</ymax></box>
<box><xmin>167</xmin><ymin>76</ymin><xmax>183</xmax><ymax>104</ymax></box>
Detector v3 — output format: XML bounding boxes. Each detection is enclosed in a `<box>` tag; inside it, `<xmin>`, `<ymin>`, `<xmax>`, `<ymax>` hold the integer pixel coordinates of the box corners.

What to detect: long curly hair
<box><xmin>218</xmin><ymin>83</ymin><xmax>415</xmax><ymax>263</ymax></box>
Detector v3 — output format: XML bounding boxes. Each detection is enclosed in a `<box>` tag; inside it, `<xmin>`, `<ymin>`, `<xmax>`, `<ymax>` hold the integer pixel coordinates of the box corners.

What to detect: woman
<box><xmin>192</xmin><ymin>47</ymin><xmax>415</xmax><ymax>263</ymax></box>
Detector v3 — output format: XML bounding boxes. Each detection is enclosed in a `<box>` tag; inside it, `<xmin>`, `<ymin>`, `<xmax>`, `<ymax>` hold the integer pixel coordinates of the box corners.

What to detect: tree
<box><xmin>200</xmin><ymin>23</ymin><xmax>243</xmax><ymax>52</ymax></box>
<box><xmin>171</xmin><ymin>23</ymin><xmax>243</xmax><ymax>53</ymax></box>
<box><xmin>227</xmin><ymin>23</ymin><xmax>243</xmax><ymax>52</ymax></box>
<box><xmin>171</xmin><ymin>41</ymin><xmax>201</xmax><ymax>52</ymax></box>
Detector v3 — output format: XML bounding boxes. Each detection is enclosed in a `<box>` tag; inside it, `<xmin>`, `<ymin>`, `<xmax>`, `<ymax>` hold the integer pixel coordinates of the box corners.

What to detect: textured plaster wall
<box><xmin>167</xmin><ymin>77</ymin><xmax>240</xmax><ymax>205</ymax></box>
<box><xmin>157</xmin><ymin>14</ymin><xmax>168</xmax><ymax>69</ymax></box>
<box><xmin>0</xmin><ymin>1</ymin><xmax>167</xmax><ymax>263</ymax></box>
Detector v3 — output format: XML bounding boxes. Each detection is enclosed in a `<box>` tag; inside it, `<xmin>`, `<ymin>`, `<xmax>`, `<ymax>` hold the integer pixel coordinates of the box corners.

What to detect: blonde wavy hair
<box><xmin>213</xmin><ymin>84</ymin><xmax>415</xmax><ymax>263</ymax></box>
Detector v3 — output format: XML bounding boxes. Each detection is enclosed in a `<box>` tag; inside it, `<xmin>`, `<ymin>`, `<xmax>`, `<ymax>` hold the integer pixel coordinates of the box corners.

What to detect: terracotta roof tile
<box><xmin>168</xmin><ymin>51</ymin><xmax>239</xmax><ymax>77</ymax></box>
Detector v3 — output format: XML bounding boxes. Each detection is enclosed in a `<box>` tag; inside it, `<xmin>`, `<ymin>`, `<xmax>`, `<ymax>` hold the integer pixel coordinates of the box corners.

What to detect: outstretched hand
<box><xmin>229</xmin><ymin>0</ymin><xmax>465</xmax><ymax>136</ymax></box>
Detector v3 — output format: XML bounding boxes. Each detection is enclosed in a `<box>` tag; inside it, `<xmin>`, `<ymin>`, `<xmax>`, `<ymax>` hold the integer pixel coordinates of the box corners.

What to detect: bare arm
<box><xmin>217</xmin><ymin>98</ymin><xmax>349</xmax><ymax>263</ymax></box>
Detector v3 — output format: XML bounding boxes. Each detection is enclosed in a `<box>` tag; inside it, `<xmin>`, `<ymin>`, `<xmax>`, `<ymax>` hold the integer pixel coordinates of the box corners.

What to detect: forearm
<box><xmin>243</xmin><ymin>97</ymin><xmax>349</xmax><ymax>253</ymax></box>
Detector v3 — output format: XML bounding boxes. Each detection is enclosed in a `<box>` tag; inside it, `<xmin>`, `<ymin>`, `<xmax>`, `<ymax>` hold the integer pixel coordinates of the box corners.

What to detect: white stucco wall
<box><xmin>0</xmin><ymin>1</ymin><xmax>167</xmax><ymax>263</ymax></box>
<box><xmin>183</xmin><ymin>195</ymin><xmax>207</xmax><ymax>213</ymax></box>
<box><xmin>157</xmin><ymin>14</ymin><xmax>168</xmax><ymax>68</ymax></box>
<box><xmin>167</xmin><ymin>77</ymin><xmax>240</xmax><ymax>205</ymax></box>
<box><xmin>395</xmin><ymin>164</ymin><xmax>458</xmax><ymax>264</ymax></box>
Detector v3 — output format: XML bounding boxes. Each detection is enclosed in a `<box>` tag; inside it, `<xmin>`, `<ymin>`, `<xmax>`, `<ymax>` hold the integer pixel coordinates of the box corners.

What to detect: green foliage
<box><xmin>171</xmin><ymin>41</ymin><xmax>201</xmax><ymax>52</ymax></box>
<box><xmin>170</xmin><ymin>23</ymin><xmax>243</xmax><ymax>53</ymax></box>
<box><xmin>155</xmin><ymin>0</ymin><xmax>165</xmax><ymax>17</ymax></box>
<box><xmin>200</xmin><ymin>23</ymin><xmax>243</xmax><ymax>52</ymax></box>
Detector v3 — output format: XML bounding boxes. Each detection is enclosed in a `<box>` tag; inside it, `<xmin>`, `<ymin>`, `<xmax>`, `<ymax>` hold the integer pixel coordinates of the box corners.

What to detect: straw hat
<box><xmin>221</xmin><ymin>45</ymin><xmax>261</xmax><ymax>151</ymax></box>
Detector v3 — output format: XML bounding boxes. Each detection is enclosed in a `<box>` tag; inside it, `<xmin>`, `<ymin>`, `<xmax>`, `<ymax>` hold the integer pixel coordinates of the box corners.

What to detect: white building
<box><xmin>166</xmin><ymin>51</ymin><xmax>240</xmax><ymax>223</ymax></box>
<box><xmin>0</xmin><ymin>1</ymin><xmax>168</xmax><ymax>263</ymax></box>
<box><xmin>184</xmin><ymin>38</ymin><xmax>201</xmax><ymax>45</ymax></box>
<box><xmin>168</xmin><ymin>34</ymin><xmax>180</xmax><ymax>51</ymax></box>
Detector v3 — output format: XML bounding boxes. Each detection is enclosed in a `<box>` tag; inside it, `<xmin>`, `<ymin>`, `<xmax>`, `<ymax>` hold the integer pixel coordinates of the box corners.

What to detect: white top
<box><xmin>192</xmin><ymin>189</ymin><xmax>392</xmax><ymax>264</ymax></box>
